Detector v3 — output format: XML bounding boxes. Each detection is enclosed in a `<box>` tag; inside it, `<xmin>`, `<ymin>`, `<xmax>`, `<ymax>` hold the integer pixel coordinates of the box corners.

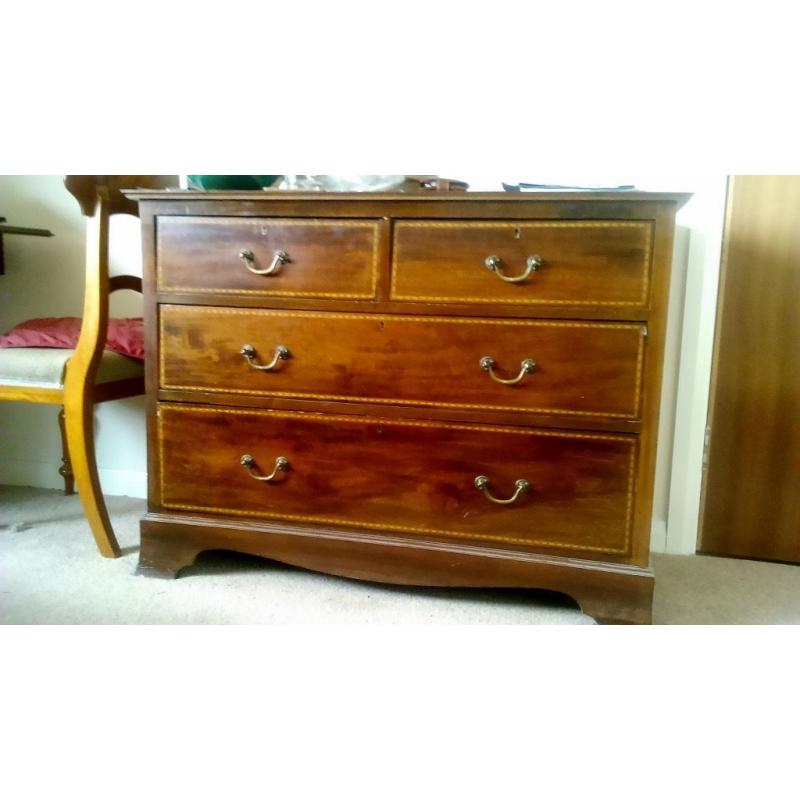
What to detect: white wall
<box><xmin>649</xmin><ymin>224</ymin><xmax>690</xmax><ymax>552</ymax></box>
<box><xmin>663</xmin><ymin>178</ymin><xmax>729</xmax><ymax>553</ymax></box>
<box><xmin>632</xmin><ymin>178</ymin><xmax>728</xmax><ymax>554</ymax></box>
<box><xmin>0</xmin><ymin>175</ymin><xmax>148</xmax><ymax>497</ymax></box>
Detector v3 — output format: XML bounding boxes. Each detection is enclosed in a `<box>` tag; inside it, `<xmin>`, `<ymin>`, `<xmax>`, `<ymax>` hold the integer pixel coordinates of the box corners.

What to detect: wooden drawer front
<box><xmin>392</xmin><ymin>220</ymin><xmax>653</xmax><ymax>307</ymax></box>
<box><xmin>156</xmin><ymin>217</ymin><xmax>380</xmax><ymax>299</ymax></box>
<box><xmin>160</xmin><ymin>306</ymin><xmax>646</xmax><ymax>420</ymax></box>
<box><xmin>158</xmin><ymin>405</ymin><xmax>637</xmax><ymax>556</ymax></box>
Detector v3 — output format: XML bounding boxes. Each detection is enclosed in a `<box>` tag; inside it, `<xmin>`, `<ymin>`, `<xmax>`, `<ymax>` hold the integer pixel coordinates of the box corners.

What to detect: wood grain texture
<box><xmin>156</xmin><ymin>217</ymin><xmax>380</xmax><ymax>299</ymax></box>
<box><xmin>155</xmin><ymin>290</ymin><xmax>663</xmax><ymax>323</ymax></box>
<box><xmin>155</xmin><ymin>388</ymin><xmax>644</xmax><ymax>434</ymax></box>
<box><xmin>699</xmin><ymin>176</ymin><xmax>800</xmax><ymax>562</ymax></box>
<box><xmin>127</xmin><ymin>188</ymin><xmax>690</xmax><ymax>208</ymax></box>
<box><xmin>65</xmin><ymin>175</ymin><xmax>177</xmax><ymax>216</ymax></box>
<box><xmin>391</xmin><ymin>220</ymin><xmax>653</xmax><ymax>308</ymax></box>
<box><xmin>139</xmin><ymin>513</ymin><xmax>654</xmax><ymax>624</ymax></box>
<box><xmin>159</xmin><ymin>305</ymin><xmax>646</xmax><ymax>421</ymax></box>
<box><xmin>0</xmin><ymin>385</ymin><xmax>64</xmax><ymax>403</ymax></box>
<box><xmin>157</xmin><ymin>403</ymin><xmax>637</xmax><ymax>557</ymax></box>
<box><xmin>125</xmin><ymin>189</ymin><xmax>689</xmax><ymax>623</ymax></box>
<box><xmin>61</xmin><ymin>190</ymin><xmax>125</xmax><ymax>557</ymax></box>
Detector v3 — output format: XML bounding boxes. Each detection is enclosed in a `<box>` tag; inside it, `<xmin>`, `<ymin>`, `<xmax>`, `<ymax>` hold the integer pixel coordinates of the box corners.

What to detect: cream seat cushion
<box><xmin>0</xmin><ymin>347</ymin><xmax>143</xmax><ymax>389</ymax></box>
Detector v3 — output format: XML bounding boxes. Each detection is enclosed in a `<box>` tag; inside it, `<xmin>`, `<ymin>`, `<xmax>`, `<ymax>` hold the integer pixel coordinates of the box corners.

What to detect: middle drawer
<box><xmin>160</xmin><ymin>305</ymin><xmax>645</xmax><ymax>420</ymax></box>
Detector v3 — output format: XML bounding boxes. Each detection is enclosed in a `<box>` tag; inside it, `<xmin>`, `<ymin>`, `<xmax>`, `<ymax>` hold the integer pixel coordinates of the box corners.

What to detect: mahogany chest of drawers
<box><xmin>128</xmin><ymin>189</ymin><xmax>689</xmax><ymax>624</ymax></box>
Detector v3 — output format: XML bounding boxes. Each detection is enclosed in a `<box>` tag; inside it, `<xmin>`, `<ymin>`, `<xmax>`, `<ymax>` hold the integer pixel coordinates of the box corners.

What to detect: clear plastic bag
<box><xmin>278</xmin><ymin>175</ymin><xmax>406</xmax><ymax>192</ymax></box>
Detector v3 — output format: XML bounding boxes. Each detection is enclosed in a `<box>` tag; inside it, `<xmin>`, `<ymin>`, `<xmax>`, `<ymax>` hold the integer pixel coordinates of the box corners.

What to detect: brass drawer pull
<box><xmin>474</xmin><ymin>475</ymin><xmax>530</xmax><ymax>505</ymax></box>
<box><xmin>484</xmin><ymin>254</ymin><xmax>542</xmax><ymax>283</ymax></box>
<box><xmin>479</xmin><ymin>356</ymin><xmax>537</xmax><ymax>385</ymax></box>
<box><xmin>240</xmin><ymin>344</ymin><xmax>290</xmax><ymax>371</ymax></box>
<box><xmin>239</xmin><ymin>248</ymin><xmax>289</xmax><ymax>275</ymax></box>
<box><xmin>240</xmin><ymin>454</ymin><xmax>290</xmax><ymax>482</ymax></box>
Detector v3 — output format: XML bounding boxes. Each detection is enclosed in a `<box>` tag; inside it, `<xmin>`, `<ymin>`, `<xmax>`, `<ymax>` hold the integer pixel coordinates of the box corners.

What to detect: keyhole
<box><xmin>513</xmin><ymin>227</ymin><xmax>521</xmax><ymax>239</ymax></box>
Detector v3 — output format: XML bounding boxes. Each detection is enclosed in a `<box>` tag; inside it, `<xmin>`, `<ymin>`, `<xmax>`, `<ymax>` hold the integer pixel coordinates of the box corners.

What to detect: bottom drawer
<box><xmin>157</xmin><ymin>404</ymin><xmax>637</xmax><ymax>557</ymax></box>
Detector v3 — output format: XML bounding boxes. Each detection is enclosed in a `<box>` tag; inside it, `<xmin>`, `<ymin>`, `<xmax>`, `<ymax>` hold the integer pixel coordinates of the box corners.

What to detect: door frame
<box><xmin>663</xmin><ymin>177</ymin><xmax>729</xmax><ymax>554</ymax></box>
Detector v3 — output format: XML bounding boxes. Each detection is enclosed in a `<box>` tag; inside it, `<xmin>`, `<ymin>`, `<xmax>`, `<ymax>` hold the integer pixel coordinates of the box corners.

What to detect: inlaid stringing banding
<box><xmin>158</xmin><ymin>306</ymin><xmax>645</xmax><ymax>419</ymax></box>
<box><xmin>390</xmin><ymin>220</ymin><xmax>654</xmax><ymax>306</ymax></box>
<box><xmin>156</xmin><ymin>404</ymin><xmax>635</xmax><ymax>555</ymax></box>
<box><xmin>156</xmin><ymin>217</ymin><xmax>381</xmax><ymax>299</ymax></box>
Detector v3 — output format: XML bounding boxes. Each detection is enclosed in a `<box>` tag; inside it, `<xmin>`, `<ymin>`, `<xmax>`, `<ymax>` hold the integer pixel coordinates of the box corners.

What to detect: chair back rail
<box><xmin>63</xmin><ymin>176</ymin><xmax>175</xmax><ymax>381</ymax></box>
<box><xmin>64</xmin><ymin>175</ymin><xmax>177</xmax><ymax>217</ymax></box>
<box><xmin>109</xmin><ymin>275</ymin><xmax>143</xmax><ymax>294</ymax></box>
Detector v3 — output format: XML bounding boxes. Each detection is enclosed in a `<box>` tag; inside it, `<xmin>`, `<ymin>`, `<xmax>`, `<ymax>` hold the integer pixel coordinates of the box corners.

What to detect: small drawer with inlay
<box><xmin>391</xmin><ymin>219</ymin><xmax>653</xmax><ymax>310</ymax></box>
<box><xmin>159</xmin><ymin>305</ymin><xmax>647</xmax><ymax>422</ymax></box>
<box><xmin>156</xmin><ymin>217</ymin><xmax>380</xmax><ymax>299</ymax></box>
<box><xmin>157</xmin><ymin>403</ymin><xmax>638</xmax><ymax>557</ymax></box>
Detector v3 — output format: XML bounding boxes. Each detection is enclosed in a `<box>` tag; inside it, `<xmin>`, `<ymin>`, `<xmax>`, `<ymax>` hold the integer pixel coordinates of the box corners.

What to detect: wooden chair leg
<box><xmin>57</xmin><ymin>407</ymin><xmax>75</xmax><ymax>495</ymax></box>
<box><xmin>63</xmin><ymin>395</ymin><xmax>121</xmax><ymax>558</ymax></box>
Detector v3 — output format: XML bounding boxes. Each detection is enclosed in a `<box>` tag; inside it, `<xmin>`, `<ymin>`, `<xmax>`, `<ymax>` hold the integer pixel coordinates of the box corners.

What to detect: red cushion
<box><xmin>0</xmin><ymin>317</ymin><xmax>144</xmax><ymax>360</ymax></box>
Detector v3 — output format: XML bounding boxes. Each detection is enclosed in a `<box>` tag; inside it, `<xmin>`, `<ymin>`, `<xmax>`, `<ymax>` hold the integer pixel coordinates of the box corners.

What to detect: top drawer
<box><xmin>156</xmin><ymin>217</ymin><xmax>380</xmax><ymax>300</ymax></box>
<box><xmin>391</xmin><ymin>220</ymin><xmax>653</xmax><ymax>308</ymax></box>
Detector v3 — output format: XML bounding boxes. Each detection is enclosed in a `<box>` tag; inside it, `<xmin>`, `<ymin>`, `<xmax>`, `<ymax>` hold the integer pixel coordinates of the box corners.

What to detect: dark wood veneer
<box><xmin>159</xmin><ymin>305</ymin><xmax>646</xmax><ymax>422</ymax></box>
<box><xmin>392</xmin><ymin>219</ymin><xmax>653</xmax><ymax>308</ymax></box>
<box><xmin>157</xmin><ymin>403</ymin><xmax>637</xmax><ymax>557</ymax></box>
<box><xmin>157</xmin><ymin>216</ymin><xmax>380</xmax><ymax>299</ymax></box>
<box><xmin>128</xmin><ymin>190</ymin><xmax>689</xmax><ymax>624</ymax></box>
<box><xmin>139</xmin><ymin>512</ymin><xmax>654</xmax><ymax>624</ymax></box>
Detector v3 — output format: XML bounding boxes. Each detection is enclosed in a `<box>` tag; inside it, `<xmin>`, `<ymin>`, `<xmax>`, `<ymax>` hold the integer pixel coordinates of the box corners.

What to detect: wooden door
<box><xmin>698</xmin><ymin>176</ymin><xmax>800</xmax><ymax>562</ymax></box>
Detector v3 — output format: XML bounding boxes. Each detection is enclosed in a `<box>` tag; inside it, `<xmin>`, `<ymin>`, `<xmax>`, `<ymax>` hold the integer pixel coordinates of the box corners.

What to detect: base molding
<box><xmin>139</xmin><ymin>512</ymin><xmax>654</xmax><ymax>624</ymax></box>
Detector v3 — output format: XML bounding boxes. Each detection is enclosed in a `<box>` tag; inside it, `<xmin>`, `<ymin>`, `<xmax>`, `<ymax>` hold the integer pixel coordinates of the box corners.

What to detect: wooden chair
<box><xmin>0</xmin><ymin>176</ymin><xmax>177</xmax><ymax>557</ymax></box>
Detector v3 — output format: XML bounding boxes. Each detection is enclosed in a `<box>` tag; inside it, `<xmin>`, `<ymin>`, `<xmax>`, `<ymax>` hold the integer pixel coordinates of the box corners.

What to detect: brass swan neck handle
<box><xmin>240</xmin><ymin>344</ymin><xmax>290</xmax><ymax>371</ymax></box>
<box><xmin>479</xmin><ymin>356</ymin><xmax>537</xmax><ymax>385</ymax></box>
<box><xmin>240</xmin><ymin>455</ymin><xmax>290</xmax><ymax>482</ymax></box>
<box><xmin>484</xmin><ymin>254</ymin><xmax>542</xmax><ymax>283</ymax></box>
<box><xmin>474</xmin><ymin>475</ymin><xmax>530</xmax><ymax>505</ymax></box>
<box><xmin>239</xmin><ymin>248</ymin><xmax>289</xmax><ymax>276</ymax></box>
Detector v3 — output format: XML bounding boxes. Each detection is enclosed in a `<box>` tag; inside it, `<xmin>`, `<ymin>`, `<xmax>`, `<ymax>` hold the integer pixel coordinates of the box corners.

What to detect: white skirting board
<box><xmin>650</xmin><ymin>518</ymin><xmax>668</xmax><ymax>554</ymax></box>
<box><xmin>0</xmin><ymin>460</ymin><xmax>147</xmax><ymax>499</ymax></box>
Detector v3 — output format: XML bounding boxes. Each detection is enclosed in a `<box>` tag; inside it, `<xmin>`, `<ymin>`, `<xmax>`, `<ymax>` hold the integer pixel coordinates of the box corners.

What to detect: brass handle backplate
<box><xmin>239</xmin><ymin>248</ymin><xmax>289</xmax><ymax>275</ymax></box>
<box><xmin>484</xmin><ymin>254</ymin><xmax>542</xmax><ymax>283</ymax></box>
<box><xmin>479</xmin><ymin>356</ymin><xmax>537</xmax><ymax>385</ymax></box>
<box><xmin>474</xmin><ymin>475</ymin><xmax>530</xmax><ymax>505</ymax></box>
<box><xmin>240</xmin><ymin>344</ymin><xmax>290</xmax><ymax>371</ymax></box>
<box><xmin>240</xmin><ymin>454</ymin><xmax>290</xmax><ymax>482</ymax></box>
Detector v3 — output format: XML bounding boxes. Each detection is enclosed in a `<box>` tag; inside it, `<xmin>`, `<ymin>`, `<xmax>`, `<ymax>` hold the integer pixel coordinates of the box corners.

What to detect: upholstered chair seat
<box><xmin>0</xmin><ymin>348</ymin><xmax>143</xmax><ymax>389</ymax></box>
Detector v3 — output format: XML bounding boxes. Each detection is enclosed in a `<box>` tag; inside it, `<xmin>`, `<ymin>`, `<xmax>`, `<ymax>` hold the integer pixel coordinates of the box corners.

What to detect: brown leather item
<box><xmin>419</xmin><ymin>177</ymin><xmax>469</xmax><ymax>192</ymax></box>
<box><xmin>126</xmin><ymin>188</ymin><xmax>690</xmax><ymax>624</ymax></box>
<box><xmin>402</xmin><ymin>175</ymin><xmax>470</xmax><ymax>192</ymax></box>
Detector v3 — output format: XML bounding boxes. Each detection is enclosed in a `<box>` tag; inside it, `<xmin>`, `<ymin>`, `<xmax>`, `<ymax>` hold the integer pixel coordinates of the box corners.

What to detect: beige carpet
<box><xmin>1</xmin><ymin>485</ymin><xmax>797</xmax><ymax>624</ymax></box>
<box><xmin>653</xmin><ymin>550</ymin><xmax>799</xmax><ymax>624</ymax></box>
